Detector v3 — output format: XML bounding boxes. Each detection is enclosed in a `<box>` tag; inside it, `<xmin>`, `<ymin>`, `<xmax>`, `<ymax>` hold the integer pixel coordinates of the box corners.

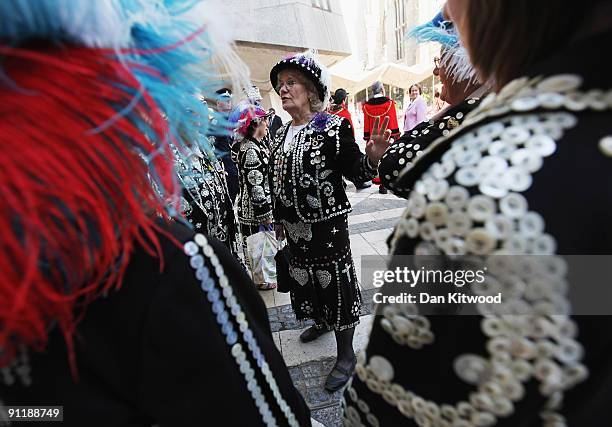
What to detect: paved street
<box><xmin>259</xmin><ymin>182</ymin><xmax>407</xmax><ymax>426</ymax></box>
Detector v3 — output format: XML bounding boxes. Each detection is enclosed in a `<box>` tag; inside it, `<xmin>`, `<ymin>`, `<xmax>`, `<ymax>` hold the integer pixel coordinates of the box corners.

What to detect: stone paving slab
<box><xmin>267</xmin><ymin>289</ymin><xmax>377</xmax><ymax>333</ymax></box>
<box><xmin>350</xmin><ymin>197</ymin><xmax>408</xmax><ymax>216</ymax></box>
<box><xmin>278</xmin><ymin>315</ymin><xmax>373</xmax><ymax>367</ymax></box>
<box><xmin>349</xmin><ymin>216</ymin><xmax>401</xmax><ymax>235</ymax></box>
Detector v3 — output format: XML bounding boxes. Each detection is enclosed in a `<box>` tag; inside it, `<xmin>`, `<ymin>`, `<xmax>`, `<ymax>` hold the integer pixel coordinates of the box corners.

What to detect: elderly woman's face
<box><xmin>434</xmin><ymin>47</ymin><xmax>473</xmax><ymax>106</ymax></box>
<box><xmin>277</xmin><ymin>70</ymin><xmax>311</xmax><ymax>117</ymax></box>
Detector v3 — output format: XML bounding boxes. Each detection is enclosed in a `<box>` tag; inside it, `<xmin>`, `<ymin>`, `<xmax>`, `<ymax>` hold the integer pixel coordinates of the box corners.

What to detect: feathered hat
<box><xmin>270</xmin><ymin>49</ymin><xmax>331</xmax><ymax>110</ymax></box>
<box><xmin>0</xmin><ymin>0</ymin><xmax>248</xmax><ymax>372</ymax></box>
<box><xmin>232</xmin><ymin>103</ymin><xmax>271</xmax><ymax>138</ymax></box>
<box><xmin>408</xmin><ymin>10</ymin><xmax>479</xmax><ymax>84</ymax></box>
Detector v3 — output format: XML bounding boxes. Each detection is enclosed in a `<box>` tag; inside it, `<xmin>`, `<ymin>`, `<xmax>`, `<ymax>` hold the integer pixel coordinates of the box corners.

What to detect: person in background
<box><xmin>330</xmin><ymin>88</ymin><xmax>371</xmax><ymax>190</ymax></box>
<box><xmin>268</xmin><ymin>107</ymin><xmax>283</xmax><ymax>138</ymax></box>
<box><xmin>232</xmin><ymin>104</ymin><xmax>276</xmax><ymax>290</ymax></box>
<box><xmin>428</xmin><ymin>86</ymin><xmax>448</xmax><ymax>117</ymax></box>
<box><xmin>362</xmin><ymin>81</ymin><xmax>400</xmax><ymax>194</ymax></box>
<box><xmin>402</xmin><ymin>83</ymin><xmax>427</xmax><ymax>132</ymax></box>
<box><xmin>344</xmin><ymin>0</ymin><xmax>612</xmax><ymax>425</ymax></box>
<box><xmin>212</xmin><ymin>87</ymin><xmax>239</xmax><ymax>202</ymax></box>
<box><xmin>269</xmin><ymin>50</ymin><xmax>389</xmax><ymax>392</ymax></box>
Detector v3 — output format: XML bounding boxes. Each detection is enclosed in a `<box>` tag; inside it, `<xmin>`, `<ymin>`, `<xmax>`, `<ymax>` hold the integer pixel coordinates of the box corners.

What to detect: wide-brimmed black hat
<box><xmin>270</xmin><ymin>50</ymin><xmax>330</xmax><ymax>106</ymax></box>
<box><xmin>332</xmin><ymin>88</ymin><xmax>348</xmax><ymax>105</ymax></box>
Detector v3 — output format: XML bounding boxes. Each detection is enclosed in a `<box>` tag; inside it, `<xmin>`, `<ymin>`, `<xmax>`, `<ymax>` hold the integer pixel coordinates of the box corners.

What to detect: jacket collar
<box><xmin>365</xmin><ymin>96</ymin><xmax>391</xmax><ymax>106</ymax></box>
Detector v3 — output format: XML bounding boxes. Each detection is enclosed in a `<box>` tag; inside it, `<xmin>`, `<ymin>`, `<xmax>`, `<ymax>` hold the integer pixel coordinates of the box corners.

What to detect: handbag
<box><xmin>245</xmin><ymin>224</ymin><xmax>279</xmax><ymax>285</ymax></box>
<box><xmin>274</xmin><ymin>242</ymin><xmax>293</xmax><ymax>293</ymax></box>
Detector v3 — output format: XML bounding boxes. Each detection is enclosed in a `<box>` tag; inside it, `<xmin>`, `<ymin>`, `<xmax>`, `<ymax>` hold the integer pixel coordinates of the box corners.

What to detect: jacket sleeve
<box><xmin>388</xmin><ymin>100</ymin><xmax>401</xmax><ymax>139</ymax></box>
<box><xmin>337</xmin><ymin>118</ymin><xmax>377</xmax><ymax>184</ymax></box>
<box><xmin>362</xmin><ymin>104</ymin><xmax>372</xmax><ymax>141</ymax></box>
<box><xmin>241</xmin><ymin>146</ymin><xmax>273</xmax><ymax>221</ymax></box>
<box><xmin>378</xmin><ymin>125</ymin><xmax>429</xmax><ymax>198</ymax></box>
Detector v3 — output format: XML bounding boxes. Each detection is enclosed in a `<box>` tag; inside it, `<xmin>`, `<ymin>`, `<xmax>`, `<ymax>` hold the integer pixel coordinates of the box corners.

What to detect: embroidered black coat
<box><xmin>270</xmin><ymin>113</ymin><xmax>377</xmax><ymax>224</ymax></box>
<box><xmin>343</xmin><ymin>29</ymin><xmax>612</xmax><ymax>427</ymax></box>
<box><xmin>233</xmin><ymin>136</ymin><xmax>273</xmax><ymax>225</ymax></box>
<box><xmin>379</xmin><ymin>97</ymin><xmax>481</xmax><ymax>198</ymax></box>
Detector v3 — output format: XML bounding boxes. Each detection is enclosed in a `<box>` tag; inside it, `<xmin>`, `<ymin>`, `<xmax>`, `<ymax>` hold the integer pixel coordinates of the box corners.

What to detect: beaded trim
<box><xmin>398</xmin><ymin>74</ymin><xmax>612</xmax><ymax>181</ymax></box>
<box><xmin>184</xmin><ymin>234</ymin><xmax>299</xmax><ymax>427</ymax></box>
<box><xmin>342</xmin><ymin>379</ymin><xmax>382</xmax><ymax>427</ymax></box>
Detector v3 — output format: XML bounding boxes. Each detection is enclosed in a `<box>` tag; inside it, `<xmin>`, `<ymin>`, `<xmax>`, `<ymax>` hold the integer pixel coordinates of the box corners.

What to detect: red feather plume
<box><xmin>0</xmin><ymin>44</ymin><xmax>179</xmax><ymax>372</ymax></box>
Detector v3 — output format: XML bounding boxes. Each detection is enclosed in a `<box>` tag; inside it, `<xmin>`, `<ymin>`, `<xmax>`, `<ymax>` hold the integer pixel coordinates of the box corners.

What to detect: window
<box><xmin>312</xmin><ymin>0</ymin><xmax>331</xmax><ymax>11</ymax></box>
<box><xmin>394</xmin><ymin>0</ymin><xmax>409</xmax><ymax>60</ymax></box>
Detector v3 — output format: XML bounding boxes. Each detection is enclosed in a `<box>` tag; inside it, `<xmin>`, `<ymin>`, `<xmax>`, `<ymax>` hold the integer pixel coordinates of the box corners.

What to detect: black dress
<box><xmin>0</xmin><ymin>221</ymin><xmax>311</xmax><ymax>427</ymax></box>
<box><xmin>270</xmin><ymin>113</ymin><xmax>377</xmax><ymax>331</ymax></box>
<box><xmin>343</xmin><ymin>30</ymin><xmax>612</xmax><ymax>427</ymax></box>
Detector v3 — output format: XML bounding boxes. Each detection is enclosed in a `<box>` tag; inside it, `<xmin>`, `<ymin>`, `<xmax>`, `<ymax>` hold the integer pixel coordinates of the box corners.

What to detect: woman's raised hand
<box><xmin>365</xmin><ymin>116</ymin><xmax>392</xmax><ymax>166</ymax></box>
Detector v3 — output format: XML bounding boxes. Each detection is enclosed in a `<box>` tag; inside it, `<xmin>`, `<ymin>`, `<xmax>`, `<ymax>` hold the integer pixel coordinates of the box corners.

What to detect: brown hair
<box><xmin>463</xmin><ymin>0</ymin><xmax>593</xmax><ymax>88</ymax></box>
<box><xmin>409</xmin><ymin>84</ymin><xmax>422</xmax><ymax>95</ymax></box>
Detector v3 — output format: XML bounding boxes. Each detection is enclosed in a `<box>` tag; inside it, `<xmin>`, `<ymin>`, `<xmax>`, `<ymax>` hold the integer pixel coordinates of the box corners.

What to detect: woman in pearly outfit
<box><xmin>343</xmin><ymin>0</ymin><xmax>612</xmax><ymax>426</ymax></box>
<box><xmin>269</xmin><ymin>51</ymin><xmax>390</xmax><ymax>391</ymax></box>
<box><xmin>232</xmin><ymin>103</ymin><xmax>276</xmax><ymax>289</ymax></box>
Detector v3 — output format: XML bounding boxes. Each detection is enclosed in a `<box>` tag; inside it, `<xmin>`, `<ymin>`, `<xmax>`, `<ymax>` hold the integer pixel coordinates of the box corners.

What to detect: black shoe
<box><xmin>324</xmin><ymin>357</ymin><xmax>357</xmax><ymax>392</ymax></box>
<box><xmin>378</xmin><ymin>186</ymin><xmax>388</xmax><ymax>194</ymax></box>
<box><xmin>355</xmin><ymin>181</ymin><xmax>372</xmax><ymax>190</ymax></box>
<box><xmin>299</xmin><ymin>326</ymin><xmax>329</xmax><ymax>343</ymax></box>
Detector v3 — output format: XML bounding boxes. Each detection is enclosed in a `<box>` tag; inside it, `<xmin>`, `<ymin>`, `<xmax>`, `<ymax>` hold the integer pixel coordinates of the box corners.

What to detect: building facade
<box><xmin>225</xmin><ymin>0</ymin><xmax>352</xmax><ymax>119</ymax></box>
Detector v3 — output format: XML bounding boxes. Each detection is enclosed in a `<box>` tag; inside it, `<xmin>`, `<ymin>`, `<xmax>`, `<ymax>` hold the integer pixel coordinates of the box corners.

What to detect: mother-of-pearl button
<box><xmin>467</xmin><ymin>195</ymin><xmax>496</xmax><ymax>222</ymax></box>
<box><xmin>425</xmin><ymin>202</ymin><xmax>449</xmax><ymax>226</ymax></box>
<box><xmin>526</xmin><ymin>134</ymin><xmax>556</xmax><ymax>156</ymax></box>
<box><xmin>499</xmin><ymin>193</ymin><xmax>528</xmax><ymax>218</ymax></box>
<box><xmin>445</xmin><ymin>186</ymin><xmax>470</xmax><ymax>210</ymax></box>
<box><xmin>599</xmin><ymin>136</ymin><xmax>612</xmax><ymax>157</ymax></box>
<box><xmin>510</xmin><ymin>148</ymin><xmax>543</xmax><ymax>173</ymax></box>
<box><xmin>466</xmin><ymin>228</ymin><xmax>496</xmax><ymax>255</ymax></box>
<box><xmin>536</xmin><ymin>74</ymin><xmax>582</xmax><ymax>92</ymax></box>
<box><xmin>518</xmin><ymin>212</ymin><xmax>545</xmax><ymax>237</ymax></box>
<box><xmin>501</xmin><ymin>126</ymin><xmax>530</xmax><ymax>144</ymax></box>
<box><xmin>368</xmin><ymin>355</ymin><xmax>395</xmax><ymax>382</ymax></box>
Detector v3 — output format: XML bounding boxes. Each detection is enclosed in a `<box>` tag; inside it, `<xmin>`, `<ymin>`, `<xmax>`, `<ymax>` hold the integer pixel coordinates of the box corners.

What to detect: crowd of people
<box><xmin>1</xmin><ymin>0</ymin><xmax>611</xmax><ymax>426</ymax></box>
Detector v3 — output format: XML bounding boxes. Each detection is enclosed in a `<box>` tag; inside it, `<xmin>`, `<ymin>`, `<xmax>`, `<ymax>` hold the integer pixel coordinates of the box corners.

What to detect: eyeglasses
<box><xmin>275</xmin><ymin>79</ymin><xmax>301</xmax><ymax>92</ymax></box>
<box><xmin>434</xmin><ymin>57</ymin><xmax>441</xmax><ymax>68</ymax></box>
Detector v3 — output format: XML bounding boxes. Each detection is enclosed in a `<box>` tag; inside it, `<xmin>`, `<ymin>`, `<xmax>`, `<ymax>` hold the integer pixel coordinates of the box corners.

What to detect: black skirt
<box><xmin>283</xmin><ymin>214</ymin><xmax>361</xmax><ymax>331</ymax></box>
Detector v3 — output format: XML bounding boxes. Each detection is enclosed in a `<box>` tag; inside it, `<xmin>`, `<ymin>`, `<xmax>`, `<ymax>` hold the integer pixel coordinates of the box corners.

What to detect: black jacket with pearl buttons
<box><xmin>270</xmin><ymin>113</ymin><xmax>377</xmax><ymax>224</ymax></box>
<box><xmin>379</xmin><ymin>97</ymin><xmax>481</xmax><ymax>198</ymax></box>
<box><xmin>344</xmin><ymin>29</ymin><xmax>612</xmax><ymax>427</ymax></box>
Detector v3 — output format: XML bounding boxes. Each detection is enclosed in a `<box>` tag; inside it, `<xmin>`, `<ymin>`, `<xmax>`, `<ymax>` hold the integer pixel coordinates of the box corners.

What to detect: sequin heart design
<box><xmin>290</xmin><ymin>267</ymin><xmax>309</xmax><ymax>286</ymax></box>
<box><xmin>315</xmin><ymin>270</ymin><xmax>332</xmax><ymax>288</ymax></box>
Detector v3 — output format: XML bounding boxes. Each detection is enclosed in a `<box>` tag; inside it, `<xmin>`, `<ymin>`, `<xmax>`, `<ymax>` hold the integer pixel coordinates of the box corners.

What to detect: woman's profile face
<box><xmin>253</xmin><ymin>118</ymin><xmax>268</xmax><ymax>139</ymax></box>
<box><xmin>277</xmin><ymin>70</ymin><xmax>311</xmax><ymax>117</ymax></box>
